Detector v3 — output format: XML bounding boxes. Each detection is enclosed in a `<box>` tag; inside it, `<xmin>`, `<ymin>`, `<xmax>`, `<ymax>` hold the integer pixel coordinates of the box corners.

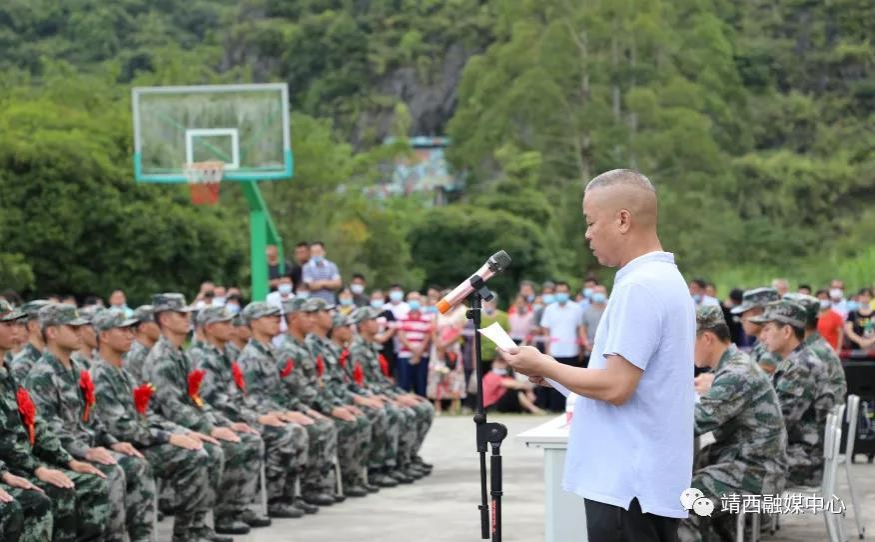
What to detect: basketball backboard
<box><xmin>132</xmin><ymin>83</ymin><xmax>292</xmax><ymax>183</ymax></box>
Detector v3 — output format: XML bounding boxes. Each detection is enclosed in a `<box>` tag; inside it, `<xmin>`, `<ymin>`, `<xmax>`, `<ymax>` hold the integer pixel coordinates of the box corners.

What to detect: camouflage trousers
<box><xmin>678</xmin><ymin>462</ymin><xmax>769</xmax><ymax>542</ymax></box>
<box><xmin>0</xmin><ymin>485</ymin><xmax>52</xmax><ymax>542</ymax></box>
<box><xmin>361</xmin><ymin>403</ymin><xmax>398</xmax><ymax>470</ymax></box>
<box><xmin>259</xmin><ymin>422</ymin><xmax>307</xmax><ymax>503</ymax></box>
<box><xmin>300</xmin><ymin>416</ymin><xmax>338</xmax><ymax>495</ymax></box>
<box><xmin>96</xmin><ymin>451</ymin><xmax>155</xmax><ymax>542</ymax></box>
<box><xmin>213</xmin><ymin>433</ymin><xmax>262</xmax><ymax>518</ymax></box>
<box><xmin>143</xmin><ymin>442</ymin><xmax>212</xmax><ymax>537</ymax></box>
<box><xmin>331</xmin><ymin>411</ymin><xmax>372</xmax><ymax>486</ymax></box>
<box><xmin>410</xmin><ymin>399</ymin><xmax>434</xmax><ymax>458</ymax></box>
<box><xmin>787</xmin><ymin>444</ymin><xmax>822</xmax><ymax>487</ymax></box>
<box><xmin>393</xmin><ymin>404</ymin><xmax>420</xmax><ymax>468</ymax></box>
<box><xmin>32</xmin><ymin>468</ymin><xmax>110</xmax><ymax>542</ymax></box>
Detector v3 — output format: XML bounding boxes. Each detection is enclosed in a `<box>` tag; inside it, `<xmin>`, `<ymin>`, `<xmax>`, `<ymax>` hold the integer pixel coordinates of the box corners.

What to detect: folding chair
<box><xmin>836</xmin><ymin>395</ymin><xmax>866</xmax><ymax>540</ymax></box>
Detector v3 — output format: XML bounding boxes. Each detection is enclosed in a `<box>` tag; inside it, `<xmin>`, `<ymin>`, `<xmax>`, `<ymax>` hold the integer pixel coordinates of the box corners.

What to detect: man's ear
<box><xmin>616</xmin><ymin>209</ymin><xmax>632</xmax><ymax>234</ymax></box>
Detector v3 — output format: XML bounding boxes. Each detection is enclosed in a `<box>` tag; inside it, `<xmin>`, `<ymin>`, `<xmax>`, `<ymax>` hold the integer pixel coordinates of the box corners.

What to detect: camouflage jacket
<box><xmin>189</xmin><ymin>340</ymin><xmax>261</xmax><ymax>426</ymax></box>
<box><xmin>695</xmin><ymin>345</ymin><xmax>788</xmax><ymax>489</ymax></box>
<box><xmin>91</xmin><ymin>355</ymin><xmax>179</xmax><ymax>448</ymax></box>
<box><xmin>305</xmin><ymin>334</ymin><xmax>357</xmax><ymax>406</ymax></box>
<box><xmin>225</xmin><ymin>342</ymin><xmax>241</xmax><ymax>362</ymax></box>
<box><xmin>24</xmin><ymin>352</ymin><xmax>118</xmax><ymax>458</ymax></box>
<box><xmin>9</xmin><ymin>343</ymin><xmax>42</xmax><ymax>382</ymax></box>
<box><xmin>805</xmin><ymin>332</ymin><xmax>848</xmax><ymax>405</ymax></box>
<box><xmin>348</xmin><ymin>336</ymin><xmax>396</xmax><ymax>397</ymax></box>
<box><xmin>71</xmin><ymin>349</ymin><xmax>97</xmax><ymax>371</ymax></box>
<box><xmin>143</xmin><ymin>335</ymin><xmax>230</xmax><ymax>434</ymax></box>
<box><xmin>275</xmin><ymin>335</ymin><xmax>336</xmax><ymax>413</ymax></box>
<box><xmin>772</xmin><ymin>344</ymin><xmax>827</xmax><ymax>456</ymax></box>
<box><xmin>0</xmin><ymin>365</ymin><xmax>74</xmax><ymax>474</ymax></box>
<box><xmin>123</xmin><ymin>340</ymin><xmax>152</xmax><ymax>384</ymax></box>
<box><xmin>752</xmin><ymin>341</ymin><xmax>780</xmax><ymax>373</ymax></box>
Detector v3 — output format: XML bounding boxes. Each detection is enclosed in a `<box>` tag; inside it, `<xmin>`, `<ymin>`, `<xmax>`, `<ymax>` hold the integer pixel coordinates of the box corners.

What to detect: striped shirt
<box><xmin>398</xmin><ymin>314</ymin><xmax>434</xmax><ymax>358</ymax></box>
<box><xmin>301</xmin><ymin>259</ymin><xmax>341</xmax><ymax>302</ymax></box>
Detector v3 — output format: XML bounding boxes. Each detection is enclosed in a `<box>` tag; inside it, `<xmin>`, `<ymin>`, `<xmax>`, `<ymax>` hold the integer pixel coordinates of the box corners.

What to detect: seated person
<box><xmin>679</xmin><ymin>306</ymin><xmax>787</xmax><ymax>542</ymax></box>
<box><xmin>482</xmin><ymin>355</ymin><xmax>543</xmax><ymax>414</ymax></box>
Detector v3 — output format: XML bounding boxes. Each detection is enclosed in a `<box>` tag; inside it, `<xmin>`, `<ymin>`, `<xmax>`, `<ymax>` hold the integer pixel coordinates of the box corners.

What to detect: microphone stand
<box><xmin>468</xmin><ymin>275</ymin><xmax>508</xmax><ymax>542</ymax></box>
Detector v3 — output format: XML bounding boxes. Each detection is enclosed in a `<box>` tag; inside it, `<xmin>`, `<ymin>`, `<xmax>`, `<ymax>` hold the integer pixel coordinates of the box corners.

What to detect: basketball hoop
<box><xmin>184</xmin><ymin>161</ymin><xmax>224</xmax><ymax>205</ymax></box>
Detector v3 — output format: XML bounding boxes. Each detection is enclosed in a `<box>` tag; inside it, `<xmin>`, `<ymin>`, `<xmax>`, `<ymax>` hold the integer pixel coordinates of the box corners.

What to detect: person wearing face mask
<box><xmin>108</xmin><ymin>289</ymin><xmax>134</xmax><ymax>318</ymax></box>
<box><xmin>301</xmin><ymin>242</ymin><xmax>342</xmax><ymax>303</ymax></box>
<box><xmin>482</xmin><ymin>354</ymin><xmax>544</xmax><ymax>414</ymax></box>
<box><xmin>580</xmin><ymin>285</ymin><xmax>608</xmax><ymax>366</ymax></box>
<box><xmin>829</xmin><ymin>279</ymin><xmax>849</xmax><ymax>319</ymax></box>
<box><xmin>336</xmin><ymin>287</ymin><xmax>356</xmax><ymax>316</ymax></box>
<box><xmin>350</xmin><ymin>274</ymin><xmax>368</xmax><ymax>307</ymax></box>
<box><xmin>369</xmin><ymin>290</ymin><xmax>399</xmax><ymax>378</ymax></box>
<box><xmin>538</xmin><ymin>282</ymin><xmax>584</xmax><ymax>411</ymax></box>
<box><xmin>225</xmin><ymin>293</ymin><xmax>243</xmax><ymax>316</ymax></box>
<box><xmin>386</xmin><ymin>285</ymin><xmax>410</xmax><ymax>320</ymax></box>
<box><xmin>845</xmin><ymin>288</ymin><xmax>875</xmax><ymax>351</ymax></box>
<box><xmin>815</xmin><ymin>289</ymin><xmax>844</xmax><ymax>351</ymax></box>
<box><xmin>479</xmin><ymin>295</ymin><xmax>509</xmax><ymax>369</ymax></box>
<box><xmin>267</xmin><ymin>276</ymin><xmax>296</xmax><ymax>344</ymax></box>
<box><xmin>508</xmin><ymin>295</ymin><xmax>535</xmax><ymax>345</ymax></box>
<box><xmin>396</xmin><ymin>293</ymin><xmax>433</xmax><ymax>396</ymax></box>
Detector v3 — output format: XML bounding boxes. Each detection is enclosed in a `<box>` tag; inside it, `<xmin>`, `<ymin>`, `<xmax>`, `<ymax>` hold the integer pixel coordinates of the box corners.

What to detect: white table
<box><xmin>517</xmin><ymin>415</ymin><xmax>587</xmax><ymax>542</ymax></box>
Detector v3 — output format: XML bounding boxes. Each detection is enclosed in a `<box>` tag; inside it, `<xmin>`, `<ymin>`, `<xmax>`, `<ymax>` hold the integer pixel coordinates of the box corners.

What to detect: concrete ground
<box><xmin>158</xmin><ymin>414</ymin><xmax>874</xmax><ymax>541</ymax></box>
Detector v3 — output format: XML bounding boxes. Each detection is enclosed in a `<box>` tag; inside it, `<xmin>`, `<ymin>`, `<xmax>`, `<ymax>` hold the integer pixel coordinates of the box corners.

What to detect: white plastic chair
<box><xmin>836</xmin><ymin>395</ymin><xmax>866</xmax><ymax>541</ymax></box>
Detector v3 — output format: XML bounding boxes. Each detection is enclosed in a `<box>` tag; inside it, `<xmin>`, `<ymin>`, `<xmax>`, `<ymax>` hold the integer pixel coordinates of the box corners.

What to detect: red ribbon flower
<box><xmin>339</xmin><ymin>349</ymin><xmax>349</xmax><ymax>369</ymax></box>
<box><xmin>280</xmin><ymin>359</ymin><xmax>295</xmax><ymax>378</ymax></box>
<box><xmin>353</xmin><ymin>362</ymin><xmax>365</xmax><ymax>386</ymax></box>
<box><xmin>231</xmin><ymin>362</ymin><xmax>246</xmax><ymax>394</ymax></box>
<box><xmin>316</xmin><ymin>355</ymin><xmax>325</xmax><ymax>378</ymax></box>
<box><xmin>79</xmin><ymin>370</ymin><xmax>96</xmax><ymax>422</ymax></box>
<box><xmin>16</xmin><ymin>387</ymin><xmax>36</xmax><ymax>445</ymax></box>
<box><xmin>188</xmin><ymin>369</ymin><xmax>206</xmax><ymax>408</ymax></box>
<box><xmin>378</xmin><ymin>354</ymin><xmax>390</xmax><ymax>377</ymax></box>
<box><xmin>133</xmin><ymin>383</ymin><xmax>155</xmax><ymax>416</ymax></box>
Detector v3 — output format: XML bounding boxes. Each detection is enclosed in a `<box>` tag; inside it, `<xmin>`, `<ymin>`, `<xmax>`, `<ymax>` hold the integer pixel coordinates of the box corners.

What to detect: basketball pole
<box><xmin>241</xmin><ymin>180</ymin><xmax>282</xmax><ymax>301</ymax></box>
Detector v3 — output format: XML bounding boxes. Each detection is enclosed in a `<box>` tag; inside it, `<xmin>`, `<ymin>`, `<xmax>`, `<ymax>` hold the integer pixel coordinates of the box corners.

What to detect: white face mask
<box><xmin>278</xmin><ymin>283</ymin><xmax>293</xmax><ymax>296</ymax></box>
<box><xmin>829</xmin><ymin>288</ymin><xmax>844</xmax><ymax>301</ymax></box>
<box><xmin>211</xmin><ymin>297</ymin><xmax>225</xmax><ymax>307</ymax></box>
<box><xmin>350</xmin><ymin>284</ymin><xmax>365</xmax><ymax>295</ymax></box>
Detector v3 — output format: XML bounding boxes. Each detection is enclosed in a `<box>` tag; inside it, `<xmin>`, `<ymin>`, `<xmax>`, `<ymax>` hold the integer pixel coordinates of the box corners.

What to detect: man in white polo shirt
<box><xmin>506</xmin><ymin>169</ymin><xmax>695</xmax><ymax>542</ymax></box>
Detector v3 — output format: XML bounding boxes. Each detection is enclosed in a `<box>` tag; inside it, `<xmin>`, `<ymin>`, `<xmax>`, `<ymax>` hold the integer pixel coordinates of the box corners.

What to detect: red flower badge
<box><xmin>353</xmin><ymin>362</ymin><xmax>365</xmax><ymax>386</ymax></box>
<box><xmin>188</xmin><ymin>369</ymin><xmax>206</xmax><ymax>407</ymax></box>
<box><xmin>16</xmin><ymin>387</ymin><xmax>36</xmax><ymax>445</ymax></box>
<box><xmin>378</xmin><ymin>354</ymin><xmax>391</xmax><ymax>377</ymax></box>
<box><xmin>133</xmin><ymin>383</ymin><xmax>155</xmax><ymax>416</ymax></box>
<box><xmin>280</xmin><ymin>359</ymin><xmax>295</xmax><ymax>378</ymax></box>
<box><xmin>79</xmin><ymin>370</ymin><xmax>96</xmax><ymax>422</ymax></box>
<box><xmin>339</xmin><ymin>349</ymin><xmax>349</xmax><ymax>369</ymax></box>
<box><xmin>316</xmin><ymin>355</ymin><xmax>325</xmax><ymax>378</ymax></box>
<box><xmin>231</xmin><ymin>362</ymin><xmax>246</xmax><ymax>394</ymax></box>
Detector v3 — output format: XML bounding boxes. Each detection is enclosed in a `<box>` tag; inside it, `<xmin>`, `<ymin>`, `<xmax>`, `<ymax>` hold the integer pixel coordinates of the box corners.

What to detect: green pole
<box><xmin>241</xmin><ymin>181</ymin><xmax>282</xmax><ymax>301</ymax></box>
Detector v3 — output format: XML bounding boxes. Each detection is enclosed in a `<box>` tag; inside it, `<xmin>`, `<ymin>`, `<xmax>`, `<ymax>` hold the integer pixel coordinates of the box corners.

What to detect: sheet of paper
<box><xmin>477</xmin><ymin>322</ymin><xmax>518</xmax><ymax>352</ymax></box>
<box><xmin>478</xmin><ymin>322</ymin><xmax>571</xmax><ymax>397</ymax></box>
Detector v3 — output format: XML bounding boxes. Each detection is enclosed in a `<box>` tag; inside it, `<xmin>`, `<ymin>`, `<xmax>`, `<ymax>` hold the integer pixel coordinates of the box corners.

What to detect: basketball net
<box><xmin>184</xmin><ymin>161</ymin><xmax>224</xmax><ymax>205</ymax></box>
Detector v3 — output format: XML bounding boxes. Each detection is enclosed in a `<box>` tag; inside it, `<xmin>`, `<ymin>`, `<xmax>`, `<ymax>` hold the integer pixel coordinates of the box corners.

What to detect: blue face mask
<box><xmin>370</xmin><ymin>299</ymin><xmax>384</xmax><ymax>309</ymax></box>
<box><xmin>278</xmin><ymin>283</ymin><xmax>292</xmax><ymax>295</ymax></box>
<box><xmin>848</xmin><ymin>301</ymin><xmax>861</xmax><ymax>313</ymax></box>
<box><xmin>583</xmin><ymin>288</ymin><xmax>594</xmax><ymax>299</ymax></box>
<box><xmin>526</xmin><ymin>294</ymin><xmax>535</xmax><ymax>303</ymax></box>
<box><xmin>297</xmin><ymin>292</ymin><xmax>310</xmax><ymax>300</ymax></box>
<box><xmin>424</xmin><ymin>306</ymin><xmax>438</xmax><ymax>314</ymax></box>
<box><xmin>311</xmin><ymin>255</ymin><xmax>324</xmax><ymax>264</ymax></box>
<box><xmin>226</xmin><ymin>303</ymin><xmax>241</xmax><ymax>315</ymax></box>
<box><xmin>692</xmin><ymin>294</ymin><xmax>703</xmax><ymax>304</ymax></box>
<box><xmin>555</xmin><ymin>292</ymin><xmax>570</xmax><ymax>304</ymax></box>
<box><xmin>542</xmin><ymin>294</ymin><xmax>556</xmax><ymax>305</ymax></box>
<box><xmin>408</xmin><ymin>301</ymin><xmax>421</xmax><ymax>312</ymax></box>
<box><xmin>389</xmin><ymin>291</ymin><xmax>404</xmax><ymax>303</ymax></box>
<box><xmin>340</xmin><ymin>298</ymin><xmax>354</xmax><ymax>306</ymax></box>
<box><xmin>592</xmin><ymin>293</ymin><xmax>607</xmax><ymax>304</ymax></box>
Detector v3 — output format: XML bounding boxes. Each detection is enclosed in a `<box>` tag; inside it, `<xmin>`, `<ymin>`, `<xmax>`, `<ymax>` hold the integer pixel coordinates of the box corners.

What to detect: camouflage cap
<box><xmin>282</xmin><ymin>297</ymin><xmax>308</xmax><ymax>315</ymax></box>
<box><xmin>783</xmin><ymin>293</ymin><xmax>820</xmax><ymax>327</ymax></box>
<box><xmin>152</xmin><ymin>293</ymin><xmax>193</xmax><ymax>314</ymax></box>
<box><xmin>749</xmin><ymin>300</ymin><xmax>807</xmax><ymax>329</ymax></box>
<box><xmin>331</xmin><ymin>312</ymin><xmax>351</xmax><ymax>328</ymax></box>
<box><xmin>20</xmin><ymin>300</ymin><xmax>50</xmax><ymax>320</ymax></box>
<box><xmin>92</xmin><ymin>309</ymin><xmax>139</xmax><ymax>332</ymax></box>
<box><xmin>303</xmin><ymin>298</ymin><xmax>335</xmax><ymax>313</ymax></box>
<box><xmin>132</xmin><ymin>305</ymin><xmax>155</xmax><ymax>324</ymax></box>
<box><xmin>79</xmin><ymin>305</ymin><xmax>100</xmax><ymax>324</ymax></box>
<box><xmin>232</xmin><ymin>313</ymin><xmax>246</xmax><ymax>327</ymax></box>
<box><xmin>696</xmin><ymin>305</ymin><xmax>727</xmax><ymax>331</ymax></box>
<box><xmin>197</xmin><ymin>306</ymin><xmax>235</xmax><ymax>326</ymax></box>
<box><xmin>348</xmin><ymin>306</ymin><xmax>381</xmax><ymax>325</ymax></box>
<box><xmin>730</xmin><ymin>287</ymin><xmax>780</xmax><ymax>315</ymax></box>
<box><xmin>241</xmin><ymin>302</ymin><xmax>281</xmax><ymax>324</ymax></box>
<box><xmin>38</xmin><ymin>303</ymin><xmax>89</xmax><ymax>327</ymax></box>
<box><xmin>0</xmin><ymin>299</ymin><xmax>26</xmax><ymax>322</ymax></box>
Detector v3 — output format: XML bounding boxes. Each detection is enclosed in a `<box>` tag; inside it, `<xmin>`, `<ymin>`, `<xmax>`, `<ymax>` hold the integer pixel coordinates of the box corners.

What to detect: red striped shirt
<box><xmin>398</xmin><ymin>315</ymin><xmax>433</xmax><ymax>357</ymax></box>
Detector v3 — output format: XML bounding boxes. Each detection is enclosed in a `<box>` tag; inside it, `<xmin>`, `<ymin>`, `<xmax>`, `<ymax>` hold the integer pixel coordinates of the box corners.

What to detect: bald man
<box><xmin>506</xmin><ymin>169</ymin><xmax>695</xmax><ymax>542</ymax></box>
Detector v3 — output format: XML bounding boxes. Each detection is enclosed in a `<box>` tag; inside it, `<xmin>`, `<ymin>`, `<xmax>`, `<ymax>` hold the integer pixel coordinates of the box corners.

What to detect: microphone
<box><xmin>436</xmin><ymin>251</ymin><xmax>512</xmax><ymax>314</ymax></box>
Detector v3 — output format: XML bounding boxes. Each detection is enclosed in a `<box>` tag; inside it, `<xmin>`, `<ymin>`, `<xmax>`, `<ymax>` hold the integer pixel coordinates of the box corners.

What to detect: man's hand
<box><xmin>258</xmin><ymin>413</ymin><xmax>285</xmax><ymax>427</ymax></box>
<box><xmin>68</xmin><ymin>460</ymin><xmax>107</xmax><ymax>479</ymax></box>
<box><xmin>111</xmin><ymin>442</ymin><xmax>144</xmax><ymax>459</ymax></box>
<box><xmin>502</xmin><ymin>345</ymin><xmax>548</xmax><ymax>377</ymax></box>
<box><xmin>35</xmin><ymin>466</ymin><xmax>75</xmax><ymax>488</ymax></box>
<box><xmin>189</xmin><ymin>431</ymin><xmax>220</xmax><ymax>446</ymax></box>
<box><xmin>0</xmin><ymin>486</ymin><xmax>12</xmax><ymax>503</ymax></box>
<box><xmin>330</xmin><ymin>407</ymin><xmax>356</xmax><ymax>422</ymax></box>
<box><xmin>528</xmin><ymin>376</ymin><xmax>549</xmax><ymax>387</ymax></box>
<box><xmin>2</xmin><ymin>471</ymin><xmax>42</xmax><ymax>492</ymax></box>
<box><xmin>284</xmin><ymin>412</ymin><xmax>315</xmax><ymax>426</ymax></box>
<box><xmin>84</xmin><ymin>447</ymin><xmax>117</xmax><ymax>466</ymax></box>
<box><xmin>348</xmin><ymin>406</ymin><xmax>365</xmax><ymax>417</ymax></box>
<box><xmin>169</xmin><ymin>433</ymin><xmax>203</xmax><ymax>450</ymax></box>
<box><xmin>694</xmin><ymin>373</ymin><xmax>716</xmax><ymax>395</ymax></box>
<box><xmin>306</xmin><ymin>409</ymin><xmax>327</xmax><ymax>420</ymax></box>
<box><xmin>230</xmin><ymin>422</ymin><xmax>257</xmax><ymax>434</ymax></box>
<box><xmin>211</xmin><ymin>427</ymin><xmax>241</xmax><ymax>443</ymax></box>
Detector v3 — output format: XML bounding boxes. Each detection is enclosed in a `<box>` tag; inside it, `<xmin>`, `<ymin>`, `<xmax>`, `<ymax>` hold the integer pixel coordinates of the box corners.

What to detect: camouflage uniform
<box><xmin>143</xmin><ymin>294</ymin><xmax>262</xmax><ymax>528</ymax></box>
<box><xmin>8</xmin><ymin>300</ymin><xmax>50</xmax><ymax>383</ymax></box>
<box><xmin>679</xmin><ymin>306</ymin><xmax>788</xmax><ymax>542</ymax></box>
<box><xmin>225</xmin><ymin>342</ymin><xmax>241</xmax><ymax>362</ymax></box>
<box><xmin>90</xmin><ymin>309</ymin><xmax>213</xmax><ymax>541</ymax></box>
<box><xmin>731</xmin><ymin>287</ymin><xmax>781</xmax><ymax>374</ymax></box>
<box><xmin>25</xmin><ymin>304</ymin><xmax>154</xmax><ymax>542</ymax></box>
<box><xmin>124</xmin><ymin>305</ymin><xmax>157</xmax><ymax>385</ymax></box>
<box><xmin>752</xmin><ymin>301</ymin><xmax>831</xmax><ymax>486</ymax></box>
<box><xmin>189</xmin><ymin>305</ymin><xmax>308</xmax><ymax>510</ymax></box>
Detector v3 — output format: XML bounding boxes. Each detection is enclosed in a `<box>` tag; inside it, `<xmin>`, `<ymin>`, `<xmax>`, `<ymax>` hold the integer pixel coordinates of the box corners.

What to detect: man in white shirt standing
<box><xmin>506</xmin><ymin>169</ymin><xmax>695</xmax><ymax>542</ymax></box>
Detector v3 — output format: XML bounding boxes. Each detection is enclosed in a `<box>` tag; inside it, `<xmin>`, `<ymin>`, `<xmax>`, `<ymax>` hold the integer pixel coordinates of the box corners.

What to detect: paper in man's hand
<box><xmin>478</xmin><ymin>323</ymin><xmax>571</xmax><ymax>397</ymax></box>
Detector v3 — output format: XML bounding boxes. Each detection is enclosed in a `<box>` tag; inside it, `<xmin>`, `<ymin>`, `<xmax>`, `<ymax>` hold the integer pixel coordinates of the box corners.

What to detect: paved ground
<box><xmin>157</xmin><ymin>414</ymin><xmax>874</xmax><ymax>541</ymax></box>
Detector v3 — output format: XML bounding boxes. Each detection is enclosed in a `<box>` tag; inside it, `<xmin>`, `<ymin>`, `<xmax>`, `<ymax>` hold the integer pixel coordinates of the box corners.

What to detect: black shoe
<box><xmin>294</xmin><ymin>498</ymin><xmax>320</xmax><ymax>514</ymax></box>
<box><xmin>267</xmin><ymin>503</ymin><xmax>305</xmax><ymax>519</ymax></box>
<box><xmin>333</xmin><ymin>493</ymin><xmax>347</xmax><ymax>503</ymax></box>
<box><xmin>413</xmin><ymin>457</ymin><xmax>433</xmax><ymax>471</ymax></box>
<box><xmin>388</xmin><ymin>470</ymin><xmax>415</xmax><ymax>484</ymax></box>
<box><xmin>404</xmin><ymin>466</ymin><xmax>425</xmax><ymax>480</ymax></box>
<box><xmin>303</xmin><ymin>492</ymin><xmax>335</xmax><ymax>507</ymax></box>
<box><xmin>194</xmin><ymin>526</ymin><xmax>234</xmax><ymax>542</ymax></box>
<box><xmin>241</xmin><ymin>509</ymin><xmax>272</xmax><ymax>528</ymax></box>
<box><xmin>369</xmin><ymin>473</ymin><xmax>398</xmax><ymax>488</ymax></box>
<box><xmin>213</xmin><ymin>517</ymin><xmax>251</xmax><ymax>535</ymax></box>
<box><xmin>409</xmin><ymin>464</ymin><xmax>429</xmax><ymax>477</ymax></box>
<box><xmin>345</xmin><ymin>485</ymin><xmax>369</xmax><ymax>498</ymax></box>
<box><xmin>363</xmin><ymin>482</ymin><xmax>380</xmax><ymax>493</ymax></box>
